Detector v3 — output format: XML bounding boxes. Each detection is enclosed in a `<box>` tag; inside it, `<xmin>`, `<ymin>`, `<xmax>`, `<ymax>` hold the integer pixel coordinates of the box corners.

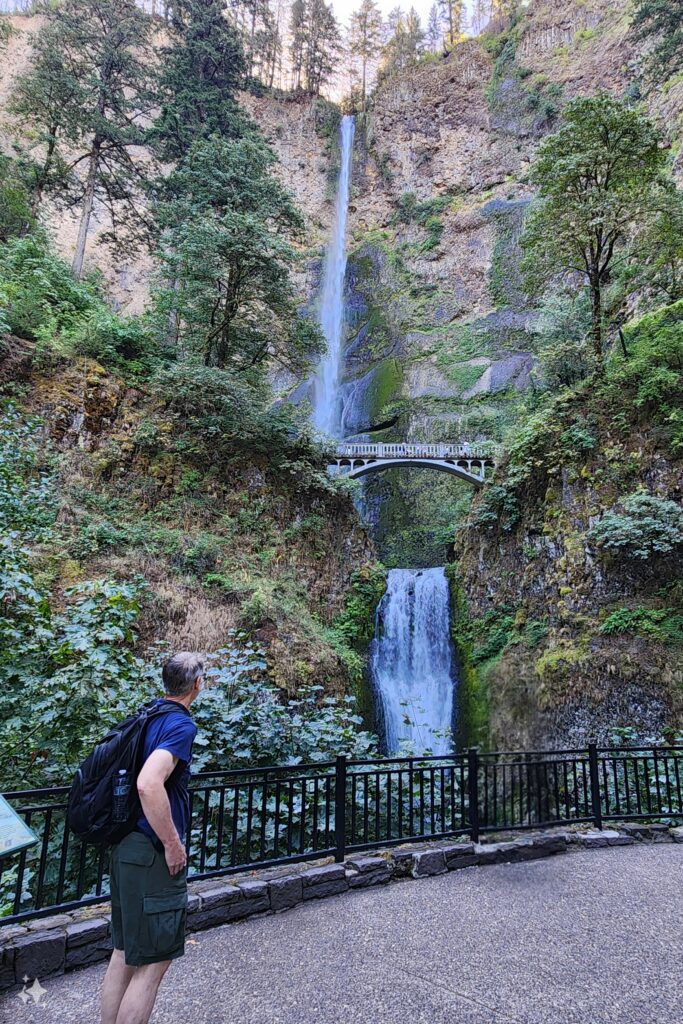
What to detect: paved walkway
<box><xmin>3</xmin><ymin>845</ymin><xmax>682</xmax><ymax>1024</ymax></box>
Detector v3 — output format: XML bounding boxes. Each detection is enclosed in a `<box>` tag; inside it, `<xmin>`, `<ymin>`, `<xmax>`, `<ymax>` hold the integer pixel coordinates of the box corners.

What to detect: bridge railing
<box><xmin>334</xmin><ymin>443</ymin><xmax>497</xmax><ymax>460</ymax></box>
<box><xmin>3</xmin><ymin>744</ymin><xmax>681</xmax><ymax>922</ymax></box>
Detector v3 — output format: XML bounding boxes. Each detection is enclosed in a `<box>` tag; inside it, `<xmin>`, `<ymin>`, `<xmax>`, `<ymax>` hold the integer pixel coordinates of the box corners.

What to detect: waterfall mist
<box><xmin>312</xmin><ymin>114</ymin><xmax>355</xmax><ymax>438</ymax></box>
<box><xmin>370</xmin><ymin>568</ymin><xmax>456</xmax><ymax>756</ymax></box>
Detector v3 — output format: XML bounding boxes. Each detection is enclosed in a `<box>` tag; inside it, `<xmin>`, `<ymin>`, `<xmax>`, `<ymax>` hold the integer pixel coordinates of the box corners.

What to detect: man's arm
<box><xmin>136</xmin><ymin>748</ymin><xmax>187</xmax><ymax>876</ymax></box>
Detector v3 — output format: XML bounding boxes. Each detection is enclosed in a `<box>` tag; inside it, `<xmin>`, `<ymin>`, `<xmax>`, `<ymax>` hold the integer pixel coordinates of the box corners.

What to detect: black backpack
<box><xmin>67</xmin><ymin>700</ymin><xmax>179</xmax><ymax>845</ymax></box>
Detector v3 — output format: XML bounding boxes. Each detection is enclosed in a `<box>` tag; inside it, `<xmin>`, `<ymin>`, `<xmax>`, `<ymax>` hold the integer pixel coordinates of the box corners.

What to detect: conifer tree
<box><xmin>631</xmin><ymin>0</ymin><xmax>683</xmax><ymax>82</ymax></box>
<box><xmin>289</xmin><ymin>0</ymin><xmax>307</xmax><ymax>90</ymax></box>
<box><xmin>380</xmin><ymin>6</ymin><xmax>424</xmax><ymax>78</ymax></box>
<box><xmin>288</xmin><ymin>0</ymin><xmax>340</xmax><ymax>95</ymax></box>
<box><xmin>10</xmin><ymin>0</ymin><xmax>156</xmax><ymax>279</ymax></box>
<box><xmin>348</xmin><ymin>0</ymin><xmax>384</xmax><ymax>103</ymax></box>
<box><xmin>154</xmin><ymin>135</ymin><xmax>322</xmax><ymax>371</ymax></box>
<box><xmin>438</xmin><ymin>0</ymin><xmax>463</xmax><ymax>50</ymax></box>
<box><xmin>426</xmin><ymin>3</ymin><xmax>443</xmax><ymax>52</ymax></box>
<box><xmin>153</xmin><ymin>0</ymin><xmax>247</xmax><ymax>161</ymax></box>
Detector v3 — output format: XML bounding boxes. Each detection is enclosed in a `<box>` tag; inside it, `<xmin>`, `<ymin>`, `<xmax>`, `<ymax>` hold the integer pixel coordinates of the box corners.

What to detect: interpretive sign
<box><xmin>0</xmin><ymin>794</ymin><xmax>38</xmax><ymax>857</ymax></box>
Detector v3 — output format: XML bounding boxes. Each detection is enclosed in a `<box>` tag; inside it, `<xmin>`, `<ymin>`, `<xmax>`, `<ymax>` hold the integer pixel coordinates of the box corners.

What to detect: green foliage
<box><xmin>0</xmin><ymin>551</ymin><xmax>156</xmax><ymax>789</ymax></box>
<box><xmin>324</xmin><ymin>565</ymin><xmax>387</xmax><ymax>682</ymax></box>
<box><xmin>0</xmin><ymin>233</ymin><xmax>158</xmax><ymax>376</ymax></box>
<box><xmin>152</xmin><ymin>0</ymin><xmax>248</xmax><ymax>161</ymax></box>
<box><xmin>154</xmin><ymin>134</ymin><xmax>322</xmax><ymax>372</ymax></box>
<box><xmin>468</xmin><ymin>484</ymin><xmax>521</xmax><ymax>533</ymax></box>
<box><xmin>0</xmin><ymin>403</ymin><xmax>58</xmax><ymax>540</ymax></box>
<box><xmin>607</xmin><ymin>301</ymin><xmax>683</xmax><ymax>449</ymax></box>
<box><xmin>588</xmin><ymin>492</ymin><xmax>683</xmax><ymax>561</ymax></box>
<box><xmin>631</xmin><ymin>0</ymin><xmax>683</xmax><ymax>82</ymax></box>
<box><xmin>192</xmin><ymin>656</ymin><xmax>378</xmax><ymax>771</ymax></box>
<box><xmin>532</xmin><ymin>291</ymin><xmax>594</xmax><ymax>389</ymax></box>
<box><xmin>0</xmin><ymin>233</ymin><xmax>98</xmax><ymax>343</ymax></box>
<box><xmin>522</xmin><ymin>94</ymin><xmax>669</xmax><ymax>364</ymax></box>
<box><xmin>11</xmin><ymin>0</ymin><xmax>157</xmax><ymax>273</ymax></box>
<box><xmin>600</xmin><ymin>607</ymin><xmax>683</xmax><ymax>644</ymax></box>
<box><xmin>150</xmin><ymin>363</ymin><xmax>261</xmax><ymax>435</ymax></box>
<box><xmin>0</xmin><ymin>156</ymin><xmax>34</xmax><ymax>243</ymax></box>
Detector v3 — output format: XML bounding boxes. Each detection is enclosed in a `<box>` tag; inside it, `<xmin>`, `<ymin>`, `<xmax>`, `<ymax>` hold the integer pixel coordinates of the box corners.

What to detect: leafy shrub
<box><xmin>0</xmin><ymin>233</ymin><xmax>99</xmax><ymax>344</ymax></box>
<box><xmin>0</xmin><ymin>155</ymin><xmax>34</xmax><ymax>243</ymax></box>
<box><xmin>0</xmin><ymin>233</ymin><xmax>159</xmax><ymax>377</ymax></box>
<box><xmin>608</xmin><ymin>300</ymin><xmax>683</xmax><ymax>450</ymax></box>
<box><xmin>532</xmin><ymin>290</ymin><xmax>593</xmax><ymax>388</ymax></box>
<box><xmin>600</xmin><ymin>607</ymin><xmax>683</xmax><ymax>644</ymax></box>
<box><xmin>150</xmin><ymin>362</ymin><xmax>261</xmax><ymax>434</ymax></box>
<box><xmin>170</xmin><ymin>650</ymin><xmax>378</xmax><ymax>772</ymax></box>
<box><xmin>468</xmin><ymin>484</ymin><xmax>521</xmax><ymax>533</ymax></box>
<box><xmin>588</xmin><ymin>492</ymin><xmax>683</xmax><ymax>560</ymax></box>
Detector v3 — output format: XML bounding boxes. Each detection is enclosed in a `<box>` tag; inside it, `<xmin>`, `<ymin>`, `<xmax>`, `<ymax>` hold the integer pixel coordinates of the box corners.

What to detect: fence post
<box><xmin>588</xmin><ymin>741</ymin><xmax>603</xmax><ymax>829</ymax></box>
<box><xmin>334</xmin><ymin>755</ymin><xmax>347</xmax><ymax>863</ymax></box>
<box><xmin>468</xmin><ymin>747</ymin><xmax>480</xmax><ymax>843</ymax></box>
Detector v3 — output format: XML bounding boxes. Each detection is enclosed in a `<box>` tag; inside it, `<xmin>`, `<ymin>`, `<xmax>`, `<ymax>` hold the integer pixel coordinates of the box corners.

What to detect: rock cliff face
<box><xmin>451</xmin><ymin>383</ymin><xmax>682</xmax><ymax>750</ymax></box>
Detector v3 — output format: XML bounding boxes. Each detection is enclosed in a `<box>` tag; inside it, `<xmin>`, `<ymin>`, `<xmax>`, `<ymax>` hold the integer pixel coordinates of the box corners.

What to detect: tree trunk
<box><xmin>590</xmin><ymin>277</ymin><xmax>603</xmax><ymax>372</ymax></box>
<box><xmin>27</xmin><ymin>135</ymin><xmax>57</xmax><ymax>227</ymax></box>
<box><xmin>72</xmin><ymin>141</ymin><xmax>100</xmax><ymax>280</ymax></box>
<box><xmin>362</xmin><ymin>58</ymin><xmax>366</xmax><ymax>105</ymax></box>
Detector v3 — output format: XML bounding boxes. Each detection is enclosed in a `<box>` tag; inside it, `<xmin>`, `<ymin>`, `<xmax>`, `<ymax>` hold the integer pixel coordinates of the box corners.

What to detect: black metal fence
<box><xmin>2</xmin><ymin>744</ymin><xmax>682</xmax><ymax>924</ymax></box>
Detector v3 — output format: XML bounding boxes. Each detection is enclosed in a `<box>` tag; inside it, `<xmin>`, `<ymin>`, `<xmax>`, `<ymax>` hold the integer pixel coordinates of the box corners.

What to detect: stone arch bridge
<box><xmin>332</xmin><ymin>443</ymin><xmax>497</xmax><ymax>486</ymax></box>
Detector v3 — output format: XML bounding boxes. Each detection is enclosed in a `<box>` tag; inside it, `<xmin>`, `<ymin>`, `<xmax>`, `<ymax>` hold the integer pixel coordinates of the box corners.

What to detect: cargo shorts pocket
<box><xmin>143</xmin><ymin>890</ymin><xmax>187</xmax><ymax>957</ymax></box>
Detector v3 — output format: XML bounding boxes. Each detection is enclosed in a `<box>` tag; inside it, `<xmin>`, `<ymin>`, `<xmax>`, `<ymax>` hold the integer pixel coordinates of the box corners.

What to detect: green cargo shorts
<box><xmin>110</xmin><ymin>830</ymin><xmax>187</xmax><ymax>966</ymax></box>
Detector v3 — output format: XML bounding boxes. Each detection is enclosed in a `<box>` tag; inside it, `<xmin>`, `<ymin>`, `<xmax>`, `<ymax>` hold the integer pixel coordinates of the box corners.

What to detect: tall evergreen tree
<box><xmin>380</xmin><ymin>6</ymin><xmax>424</xmax><ymax>79</ymax></box>
<box><xmin>10</xmin><ymin>0</ymin><xmax>156</xmax><ymax>279</ymax></box>
<box><xmin>470</xmin><ymin>0</ymin><xmax>492</xmax><ymax>34</ymax></box>
<box><xmin>288</xmin><ymin>0</ymin><xmax>340</xmax><ymax>95</ymax></box>
<box><xmin>521</xmin><ymin>94</ymin><xmax>669</xmax><ymax>369</ymax></box>
<box><xmin>304</xmin><ymin>0</ymin><xmax>341</xmax><ymax>96</ymax></box>
<box><xmin>348</xmin><ymin>0</ymin><xmax>384</xmax><ymax>104</ymax></box>
<box><xmin>631</xmin><ymin>0</ymin><xmax>683</xmax><ymax>82</ymax></box>
<box><xmin>289</xmin><ymin>0</ymin><xmax>307</xmax><ymax>90</ymax></box>
<box><xmin>153</xmin><ymin>0</ymin><xmax>247</xmax><ymax>161</ymax></box>
<box><xmin>426</xmin><ymin>3</ymin><xmax>444</xmax><ymax>52</ymax></box>
<box><xmin>9</xmin><ymin>19</ymin><xmax>80</xmax><ymax>222</ymax></box>
<box><xmin>154</xmin><ymin>135</ymin><xmax>322</xmax><ymax>371</ymax></box>
<box><xmin>438</xmin><ymin>0</ymin><xmax>464</xmax><ymax>50</ymax></box>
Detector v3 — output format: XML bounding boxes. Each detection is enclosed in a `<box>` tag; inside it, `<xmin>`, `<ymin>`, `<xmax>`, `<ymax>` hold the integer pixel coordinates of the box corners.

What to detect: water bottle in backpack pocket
<box><xmin>112</xmin><ymin>769</ymin><xmax>132</xmax><ymax>824</ymax></box>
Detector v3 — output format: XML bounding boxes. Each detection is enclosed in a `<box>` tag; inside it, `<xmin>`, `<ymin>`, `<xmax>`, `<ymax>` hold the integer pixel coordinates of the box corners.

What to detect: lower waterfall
<box><xmin>370</xmin><ymin>567</ymin><xmax>456</xmax><ymax>756</ymax></box>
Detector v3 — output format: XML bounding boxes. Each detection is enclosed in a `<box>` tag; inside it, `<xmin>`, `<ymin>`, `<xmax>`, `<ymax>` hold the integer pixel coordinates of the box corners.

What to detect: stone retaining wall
<box><xmin>2</xmin><ymin>823</ymin><xmax>681</xmax><ymax>991</ymax></box>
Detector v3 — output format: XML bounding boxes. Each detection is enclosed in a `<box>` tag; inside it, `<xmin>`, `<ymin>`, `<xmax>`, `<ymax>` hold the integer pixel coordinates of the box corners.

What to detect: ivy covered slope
<box><xmin>451</xmin><ymin>302</ymin><xmax>683</xmax><ymax>750</ymax></box>
<box><xmin>1</xmin><ymin>329</ymin><xmax>385</xmax><ymax>688</ymax></box>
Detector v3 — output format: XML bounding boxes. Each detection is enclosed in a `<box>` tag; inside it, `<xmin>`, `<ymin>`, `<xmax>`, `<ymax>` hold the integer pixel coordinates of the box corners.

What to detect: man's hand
<box><xmin>164</xmin><ymin>836</ymin><xmax>187</xmax><ymax>876</ymax></box>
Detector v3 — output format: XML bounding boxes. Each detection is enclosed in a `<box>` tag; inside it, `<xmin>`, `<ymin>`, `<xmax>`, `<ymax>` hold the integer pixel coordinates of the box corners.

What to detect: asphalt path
<box><xmin>3</xmin><ymin>844</ymin><xmax>682</xmax><ymax>1024</ymax></box>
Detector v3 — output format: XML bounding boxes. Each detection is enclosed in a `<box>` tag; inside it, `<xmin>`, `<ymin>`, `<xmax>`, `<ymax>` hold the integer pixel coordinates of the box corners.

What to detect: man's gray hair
<box><xmin>162</xmin><ymin>652</ymin><xmax>205</xmax><ymax>697</ymax></box>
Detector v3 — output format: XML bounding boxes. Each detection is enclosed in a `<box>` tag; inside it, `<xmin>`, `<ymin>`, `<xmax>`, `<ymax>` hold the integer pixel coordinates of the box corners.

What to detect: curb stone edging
<box><xmin>1</xmin><ymin>823</ymin><xmax>681</xmax><ymax>991</ymax></box>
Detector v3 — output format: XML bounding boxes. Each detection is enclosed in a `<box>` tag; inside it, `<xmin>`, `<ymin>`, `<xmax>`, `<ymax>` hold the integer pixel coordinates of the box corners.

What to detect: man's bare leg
<box><xmin>101</xmin><ymin>949</ymin><xmax>136</xmax><ymax>1024</ymax></box>
<box><xmin>114</xmin><ymin>959</ymin><xmax>172</xmax><ymax>1024</ymax></box>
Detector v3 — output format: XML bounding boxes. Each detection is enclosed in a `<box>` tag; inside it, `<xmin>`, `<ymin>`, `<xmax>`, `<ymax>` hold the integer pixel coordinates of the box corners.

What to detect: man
<box><xmin>101</xmin><ymin>652</ymin><xmax>203</xmax><ymax>1024</ymax></box>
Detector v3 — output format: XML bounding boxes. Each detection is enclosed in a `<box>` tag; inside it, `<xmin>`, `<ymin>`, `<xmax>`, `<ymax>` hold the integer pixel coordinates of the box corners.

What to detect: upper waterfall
<box><xmin>312</xmin><ymin>114</ymin><xmax>355</xmax><ymax>438</ymax></box>
<box><xmin>370</xmin><ymin>567</ymin><xmax>456</xmax><ymax>756</ymax></box>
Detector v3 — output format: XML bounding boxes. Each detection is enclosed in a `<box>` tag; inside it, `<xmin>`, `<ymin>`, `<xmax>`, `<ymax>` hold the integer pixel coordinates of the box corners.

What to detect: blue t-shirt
<box><xmin>136</xmin><ymin>699</ymin><xmax>197</xmax><ymax>846</ymax></box>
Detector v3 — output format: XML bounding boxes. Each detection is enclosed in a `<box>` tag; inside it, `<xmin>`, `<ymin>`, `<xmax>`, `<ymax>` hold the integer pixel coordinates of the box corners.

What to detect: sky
<box><xmin>330</xmin><ymin>0</ymin><xmax>475</xmax><ymax>30</ymax></box>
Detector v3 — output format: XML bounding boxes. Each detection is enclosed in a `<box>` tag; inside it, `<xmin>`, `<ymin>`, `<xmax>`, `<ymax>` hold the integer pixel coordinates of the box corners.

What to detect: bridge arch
<box><xmin>331</xmin><ymin>443</ymin><xmax>497</xmax><ymax>487</ymax></box>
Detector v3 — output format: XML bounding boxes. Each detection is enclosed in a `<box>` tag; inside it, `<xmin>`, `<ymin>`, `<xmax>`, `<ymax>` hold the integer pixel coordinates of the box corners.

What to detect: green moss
<box><xmin>535</xmin><ymin>641</ymin><xmax>587</xmax><ymax>682</ymax></box>
<box><xmin>366</xmin><ymin>357</ymin><xmax>404</xmax><ymax>421</ymax></box>
<box><xmin>445</xmin><ymin>565</ymin><xmax>491</xmax><ymax>749</ymax></box>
